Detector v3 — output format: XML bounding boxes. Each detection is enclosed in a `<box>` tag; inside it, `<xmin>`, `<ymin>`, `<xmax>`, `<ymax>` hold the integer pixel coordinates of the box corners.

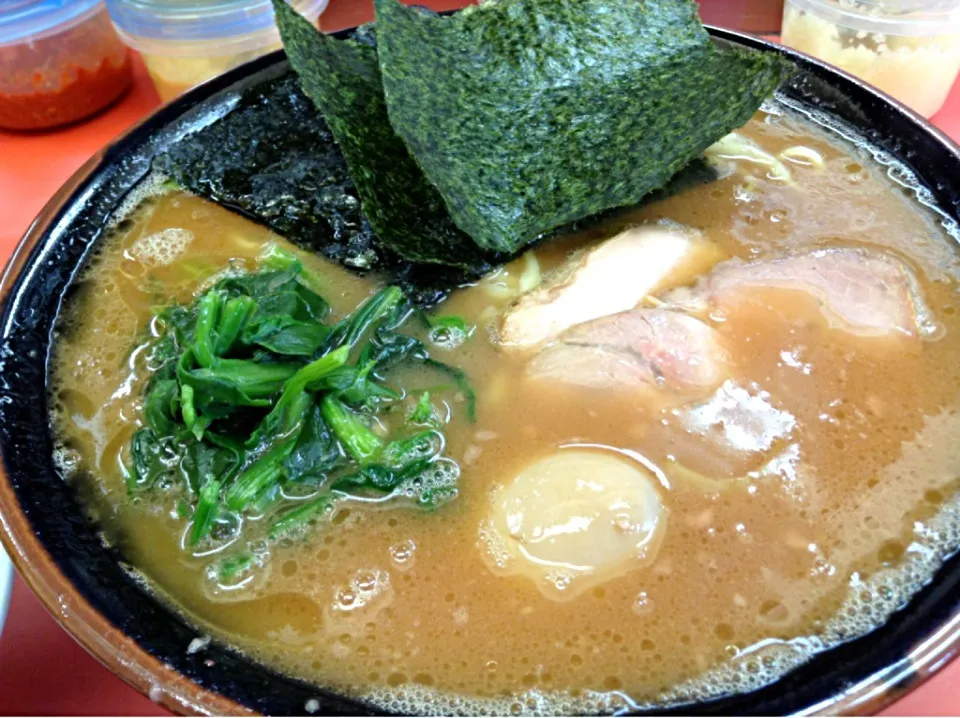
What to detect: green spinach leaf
<box><xmin>284</xmin><ymin>405</ymin><xmax>343</xmax><ymax>481</ymax></box>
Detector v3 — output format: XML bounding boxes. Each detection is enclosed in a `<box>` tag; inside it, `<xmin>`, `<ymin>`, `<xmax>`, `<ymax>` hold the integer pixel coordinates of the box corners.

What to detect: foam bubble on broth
<box><xmin>657</xmin><ymin>483</ymin><xmax>960</xmax><ymax>708</ymax></box>
<box><xmin>129</xmin><ymin>228</ymin><xmax>194</xmax><ymax>267</ymax></box>
<box><xmin>773</xmin><ymin>95</ymin><xmax>960</xmax><ymax>258</ymax></box>
<box><xmin>360</xmin><ymin>684</ymin><xmax>641</xmax><ymax>717</ymax></box>
<box><xmin>108</xmin><ymin>171</ymin><xmax>178</xmax><ymax>232</ymax></box>
<box><xmin>349</xmin><ymin>486</ymin><xmax>960</xmax><ymax>715</ymax></box>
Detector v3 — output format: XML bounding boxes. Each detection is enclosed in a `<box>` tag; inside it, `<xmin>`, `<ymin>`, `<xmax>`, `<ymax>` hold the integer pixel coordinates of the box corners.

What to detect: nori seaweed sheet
<box><xmin>273</xmin><ymin>0</ymin><xmax>496</xmax><ymax>271</ymax></box>
<box><xmin>160</xmin><ymin>0</ymin><xmax>786</xmax><ymax>300</ymax></box>
<box><xmin>156</xmin><ymin>73</ymin><xmax>382</xmax><ymax>270</ymax></box>
<box><xmin>373</xmin><ymin>0</ymin><xmax>793</xmax><ymax>254</ymax></box>
<box><xmin>156</xmin><ymin>71</ymin><xmax>481</xmax><ymax>305</ymax></box>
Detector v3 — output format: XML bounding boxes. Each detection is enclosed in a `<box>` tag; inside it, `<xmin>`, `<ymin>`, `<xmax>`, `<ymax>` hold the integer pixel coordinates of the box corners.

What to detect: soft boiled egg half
<box><xmin>479</xmin><ymin>449</ymin><xmax>666</xmax><ymax>601</ymax></box>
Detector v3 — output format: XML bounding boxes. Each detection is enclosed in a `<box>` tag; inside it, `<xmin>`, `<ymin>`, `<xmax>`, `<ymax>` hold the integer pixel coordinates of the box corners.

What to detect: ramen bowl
<box><xmin>1</xmin><ymin>27</ymin><xmax>959</xmax><ymax>716</ymax></box>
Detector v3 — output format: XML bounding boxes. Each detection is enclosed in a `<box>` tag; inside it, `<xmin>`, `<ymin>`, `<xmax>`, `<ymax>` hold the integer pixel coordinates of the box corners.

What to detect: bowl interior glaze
<box><xmin>1</xmin><ymin>28</ymin><xmax>960</xmax><ymax>717</ymax></box>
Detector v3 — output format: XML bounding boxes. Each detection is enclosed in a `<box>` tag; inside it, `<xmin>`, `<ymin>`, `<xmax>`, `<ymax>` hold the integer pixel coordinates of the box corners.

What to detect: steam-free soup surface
<box><xmin>52</xmin><ymin>106</ymin><xmax>960</xmax><ymax>712</ymax></box>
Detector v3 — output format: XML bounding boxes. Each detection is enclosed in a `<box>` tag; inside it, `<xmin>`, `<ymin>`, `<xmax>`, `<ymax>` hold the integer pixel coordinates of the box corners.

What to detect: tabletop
<box><xmin>1</xmin><ymin>0</ymin><xmax>960</xmax><ymax>714</ymax></box>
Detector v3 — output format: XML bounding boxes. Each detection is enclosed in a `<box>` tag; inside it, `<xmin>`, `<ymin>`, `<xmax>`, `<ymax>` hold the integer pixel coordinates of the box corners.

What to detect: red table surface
<box><xmin>1</xmin><ymin>1</ymin><xmax>959</xmax><ymax>715</ymax></box>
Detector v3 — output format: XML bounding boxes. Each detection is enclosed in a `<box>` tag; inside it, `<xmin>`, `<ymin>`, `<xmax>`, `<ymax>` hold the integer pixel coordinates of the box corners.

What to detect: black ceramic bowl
<box><xmin>2</xmin><ymin>27</ymin><xmax>960</xmax><ymax>717</ymax></box>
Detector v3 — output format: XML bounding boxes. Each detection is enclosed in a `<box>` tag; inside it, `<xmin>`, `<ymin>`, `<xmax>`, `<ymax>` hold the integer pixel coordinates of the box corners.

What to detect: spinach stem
<box><xmin>326</xmin><ymin>286</ymin><xmax>404</xmax><ymax>352</ymax></box>
<box><xmin>194</xmin><ymin>290</ymin><xmax>223</xmax><ymax>368</ymax></box>
<box><xmin>215</xmin><ymin>295</ymin><xmax>257</xmax><ymax>355</ymax></box>
<box><xmin>254</xmin><ymin>346</ymin><xmax>350</xmax><ymax>443</ymax></box>
<box><xmin>190</xmin><ymin>479</ymin><xmax>221</xmax><ymax>545</ymax></box>
<box><xmin>259</xmin><ymin>244</ymin><xmax>326</xmax><ymax>297</ymax></box>
<box><xmin>181</xmin><ymin>384</ymin><xmax>198</xmax><ymax>427</ymax></box>
<box><xmin>321</xmin><ymin>395</ymin><xmax>384</xmax><ymax>465</ymax></box>
<box><xmin>225</xmin><ymin>442</ymin><xmax>291</xmax><ymax>511</ymax></box>
<box><xmin>270</xmin><ymin>493</ymin><xmax>335</xmax><ymax>539</ymax></box>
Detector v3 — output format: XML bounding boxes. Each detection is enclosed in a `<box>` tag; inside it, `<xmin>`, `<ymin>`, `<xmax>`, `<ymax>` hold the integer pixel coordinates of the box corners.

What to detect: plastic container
<box><xmin>0</xmin><ymin>0</ymin><xmax>133</xmax><ymax>131</ymax></box>
<box><xmin>105</xmin><ymin>0</ymin><xmax>328</xmax><ymax>102</ymax></box>
<box><xmin>781</xmin><ymin>0</ymin><xmax>960</xmax><ymax>118</ymax></box>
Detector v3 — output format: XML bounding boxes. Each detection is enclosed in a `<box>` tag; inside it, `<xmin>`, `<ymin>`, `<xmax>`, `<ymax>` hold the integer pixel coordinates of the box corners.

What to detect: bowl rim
<box><xmin>1</xmin><ymin>23</ymin><xmax>960</xmax><ymax>717</ymax></box>
<box><xmin>0</xmin><ymin>144</ymin><xmax>255</xmax><ymax>716</ymax></box>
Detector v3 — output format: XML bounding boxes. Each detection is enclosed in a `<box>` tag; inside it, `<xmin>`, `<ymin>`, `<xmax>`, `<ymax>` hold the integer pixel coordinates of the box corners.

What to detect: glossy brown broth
<box><xmin>51</xmin><ymin>106</ymin><xmax>960</xmax><ymax>712</ymax></box>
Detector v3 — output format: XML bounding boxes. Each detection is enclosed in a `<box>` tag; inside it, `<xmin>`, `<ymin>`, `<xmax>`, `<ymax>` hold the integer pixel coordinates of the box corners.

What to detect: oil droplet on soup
<box><xmin>50</xmin><ymin>105</ymin><xmax>960</xmax><ymax>713</ymax></box>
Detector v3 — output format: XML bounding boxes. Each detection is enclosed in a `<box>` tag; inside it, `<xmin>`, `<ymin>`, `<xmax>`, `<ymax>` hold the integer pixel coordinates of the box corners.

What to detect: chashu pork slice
<box><xmin>668</xmin><ymin>247</ymin><xmax>934</xmax><ymax>339</ymax></box>
<box><xmin>499</xmin><ymin>225</ymin><xmax>725</xmax><ymax>350</ymax></box>
<box><xmin>527</xmin><ymin>308</ymin><xmax>728</xmax><ymax>394</ymax></box>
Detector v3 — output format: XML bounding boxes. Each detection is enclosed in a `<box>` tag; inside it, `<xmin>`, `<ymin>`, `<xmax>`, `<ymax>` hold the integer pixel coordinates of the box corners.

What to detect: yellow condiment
<box><xmin>782</xmin><ymin>0</ymin><xmax>960</xmax><ymax>118</ymax></box>
<box><xmin>141</xmin><ymin>45</ymin><xmax>282</xmax><ymax>102</ymax></box>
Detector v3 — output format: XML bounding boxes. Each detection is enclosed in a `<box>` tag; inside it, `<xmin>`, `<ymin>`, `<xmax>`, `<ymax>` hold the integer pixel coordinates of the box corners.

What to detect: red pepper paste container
<box><xmin>0</xmin><ymin>0</ymin><xmax>133</xmax><ymax>131</ymax></box>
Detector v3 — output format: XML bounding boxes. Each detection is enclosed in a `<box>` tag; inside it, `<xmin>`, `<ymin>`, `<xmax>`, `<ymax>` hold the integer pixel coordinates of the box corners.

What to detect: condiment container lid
<box><xmin>0</xmin><ymin>0</ymin><xmax>104</xmax><ymax>47</ymax></box>
<box><xmin>105</xmin><ymin>0</ymin><xmax>326</xmax><ymax>42</ymax></box>
<box><xmin>788</xmin><ymin>0</ymin><xmax>960</xmax><ymax>36</ymax></box>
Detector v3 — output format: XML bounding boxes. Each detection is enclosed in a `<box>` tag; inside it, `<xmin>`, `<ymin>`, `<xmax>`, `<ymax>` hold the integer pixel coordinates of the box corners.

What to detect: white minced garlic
<box><xmin>781</xmin><ymin>0</ymin><xmax>960</xmax><ymax>118</ymax></box>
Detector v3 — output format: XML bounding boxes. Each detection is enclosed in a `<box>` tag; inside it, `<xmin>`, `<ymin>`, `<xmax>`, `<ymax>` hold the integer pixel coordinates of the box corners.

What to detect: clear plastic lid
<box><xmin>105</xmin><ymin>0</ymin><xmax>326</xmax><ymax>42</ymax></box>
<box><xmin>787</xmin><ymin>0</ymin><xmax>960</xmax><ymax>35</ymax></box>
<box><xmin>0</xmin><ymin>0</ymin><xmax>104</xmax><ymax>47</ymax></box>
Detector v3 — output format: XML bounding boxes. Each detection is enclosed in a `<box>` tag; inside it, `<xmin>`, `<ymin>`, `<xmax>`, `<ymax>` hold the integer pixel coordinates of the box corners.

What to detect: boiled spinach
<box><xmin>129</xmin><ymin>245</ymin><xmax>475</xmax><ymax>556</ymax></box>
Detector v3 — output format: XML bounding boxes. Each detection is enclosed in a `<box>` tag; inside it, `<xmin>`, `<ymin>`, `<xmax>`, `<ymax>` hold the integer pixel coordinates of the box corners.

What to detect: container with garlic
<box><xmin>105</xmin><ymin>0</ymin><xmax>328</xmax><ymax>103</ymax></box>
<box><xmin>781</xmin><ymin>0</ymin><xmax>960</xmax><ymax>118</ymax></box>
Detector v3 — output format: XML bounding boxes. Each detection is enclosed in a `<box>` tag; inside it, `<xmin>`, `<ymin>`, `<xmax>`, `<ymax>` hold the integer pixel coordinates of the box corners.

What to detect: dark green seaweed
<box><xmin>373</xmin><ymin>0</ymin><xmax>793</xmax><ymax>253</ymax></box>
<box><xmin>156</xmin><ymin>73</ymin><xmax>382</xmax><ymax>270</ymax></box>
<box><xmin>273</xmin><ymin>0</ymin><xmax>496</xmax><ymax>271</ymax></box>
<box><xmin>161</xmin><ymin>1</ymin><xmax>786</xmax><ymax>298</ymax></box>
<box><xmin>157</xmin><ymin>70</ymin><xmax>486</xmax><ymax>305</ymax></box>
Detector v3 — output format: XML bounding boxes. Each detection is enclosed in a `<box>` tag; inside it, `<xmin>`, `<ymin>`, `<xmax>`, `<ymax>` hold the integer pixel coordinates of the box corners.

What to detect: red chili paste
<box><xmin>0</xmin><ymin>52</ymin><xmax>132</xmax><ymax>131</ymax></box>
